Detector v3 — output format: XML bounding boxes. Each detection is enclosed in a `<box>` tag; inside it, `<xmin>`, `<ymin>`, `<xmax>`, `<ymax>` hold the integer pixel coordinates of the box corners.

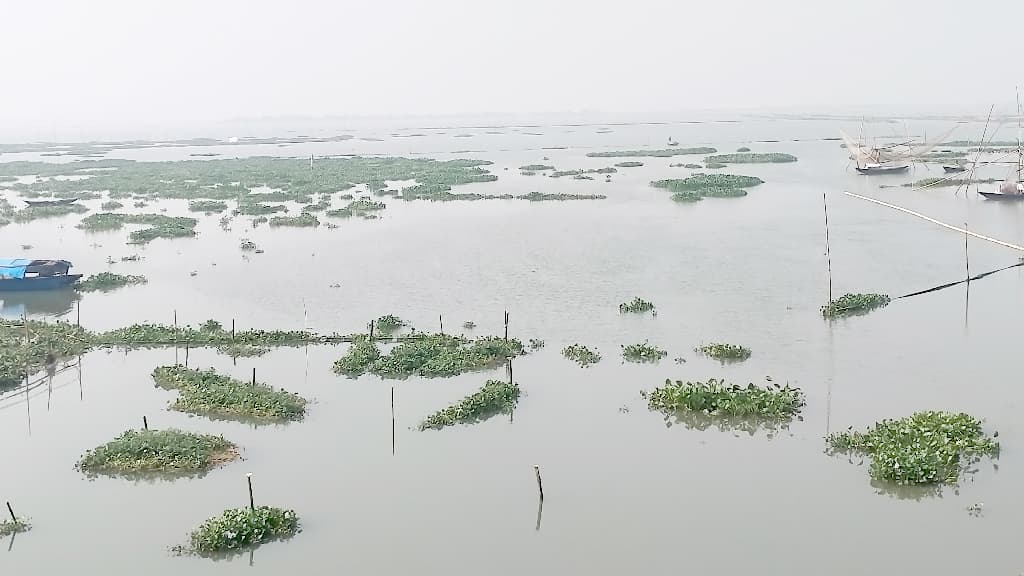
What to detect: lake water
<box><xmin>2</xmin><ymin>115</ymin><xmax>1023</xmax><ymax>575</ymax></box>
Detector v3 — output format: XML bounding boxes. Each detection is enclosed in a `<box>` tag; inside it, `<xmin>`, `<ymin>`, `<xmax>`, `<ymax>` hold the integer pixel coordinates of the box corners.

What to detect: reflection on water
<box><xmin>658</xmin><ymin>410</ymin><xmax>798</xmax><ymax>439</ymax></box>
<box><xmin>0</xmin><ymin>289</ymin><xmax>79</xmax><ymax>320</ymax></box>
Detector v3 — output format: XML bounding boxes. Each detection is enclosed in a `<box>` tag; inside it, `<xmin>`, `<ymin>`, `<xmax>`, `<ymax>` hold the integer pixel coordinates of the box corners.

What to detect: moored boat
<box><xmin>943</xmin><ymin>164</ymin><xmax>966</xmax><ymax>173</ymax></box>
<box><xmin>0</xmin><ymin>259</ymin><xmax>82</xmax><ymax>291</ymax></box>
<box><xmin>23</xmin><ymin>198</ymin><xmax>80</xmax><ymax>207</ymax></box>
<box><xmin>855</xmin><ymin>162</ymin><xmax>909</xmax><ymax>175</ymax></box>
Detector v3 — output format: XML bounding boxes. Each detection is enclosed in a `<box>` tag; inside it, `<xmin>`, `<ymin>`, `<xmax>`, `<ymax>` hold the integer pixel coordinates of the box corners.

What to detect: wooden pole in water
<box><xmin>823</xmin><ymin>192</ymin><xmax>833</xmax><ymax>303</ymax></box>
<box><xmin>391</xmin><ymin>386</ymin><xmax>396</xmax><ymax>455</ymax></box>
<box><xmin>965</xmin><ymin>222</ymin><xmax>970</xmax><ymax>281</ymax></box>
<box><xmin>844</xmin><ymin>192</ymin><xmax>1024</xmax><ymax>252</ymax></box>
<box><xmin>504</xmin><ymin>310</ymin><xmax>509</xmax><ymax>341</ymax></box>
<box><xmin>174</xmin><ymin>310</ymin><xmax>177</xmax><ymax>329</ymax></box>
<box><xmin>76</xmin><ymin>299</ymin><xmax>80</xmax><ymax>327</ymax></box>
<box><xmin>247</xmin><ymin>473</ymin><xmax>255</xmax><ymax>510</ymax></box>
<box><xmin>369</xmin><ymin>321</ymin><xmax>375</xmax><ymax>341</ymax></box>
<box><xmin>507</xmin><ymin>358</ymin><xmax>513</xmax><ymax>385</ymax></box>
<box><xmin>6</xmin><ymin>502</ymin><xmax>16</xmax><ymax>523</ymax></box>
<box><xmin>231</xmin><ymin>319</ymin><xmax>235</xmax><ymax>341</ymax></box>
<box><xmin>143</xmin><ymin>416</ymin><xmax>148</xmax><ymax>430</ymax></box>
<box><xmin>439</xmin><ymin>315</ymin><xmax>443</xmax><ymax>335</ymax></box>
<box><xmin>533</xmin><ymin>465</ymin><xmax>544</xmax><ymax>501</ymax></box>
<box><xmin>184</xmin><ymin>344</ymin><xmax>189</xmax><ymax>368</ymax></box>
<box><xmin>252</xmin><ymin>367</ymin><xmax>256</xmax><ymax>386</ymax></box>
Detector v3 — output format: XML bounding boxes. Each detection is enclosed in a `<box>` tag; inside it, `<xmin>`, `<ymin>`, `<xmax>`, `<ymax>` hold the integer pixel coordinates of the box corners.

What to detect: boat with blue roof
<box><xmin>0</xmin><ymin>259</ymin><xmax>82</xmax><ymax>291</ymax></box>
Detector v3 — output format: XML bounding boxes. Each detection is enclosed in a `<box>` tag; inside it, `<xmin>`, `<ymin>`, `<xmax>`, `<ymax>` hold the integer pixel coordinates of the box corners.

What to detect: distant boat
<box><xmin>855</xmin><ymin>162</ymin><xmax>909</xmax><ymax>175</ymax></box>
<box><xmin>667</xmin><ymin>137</ymin><xmax>679</xmax><ymax>147</ymax></box>
<box><xmin>23</xmin><ymin>198</ymin><xmax>79</xmax><ymax>207</ymax></box>
<box><xmin>943</xmin><ymin>164</ymin><xmax>966</xmax><ymax>173</ymax></box>
<box><xmin>0</xmin><ymin>259</ymin><xmax>82</xmax><ymax>291</ymax></box>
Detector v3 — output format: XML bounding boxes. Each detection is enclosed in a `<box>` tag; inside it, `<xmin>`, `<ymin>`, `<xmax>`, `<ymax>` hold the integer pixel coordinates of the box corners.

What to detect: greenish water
<box><xmin>2</xmin><ymin>116</ymin><xmax>1024</xmax><ymax>574</ymax></box>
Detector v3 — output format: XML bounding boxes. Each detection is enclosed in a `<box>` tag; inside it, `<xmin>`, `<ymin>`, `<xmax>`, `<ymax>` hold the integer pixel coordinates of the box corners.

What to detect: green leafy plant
<box><xmin>827</xmin><ymin>411</ymin><xmax>999</xmax><ymax>486</ymax></box>
<box><xmin>704</xmin><ymin>152</ymin><xmax>797</xmax><ymax>164</ymax></box>
<box><xmin>76</xmin><ymin>272</ymin><xmax>147</xmax><ymax>292</ymax></box>
<box><xmin>188</xmin><ymin>200</ymin><xmax>229</xmax><ymax>213</ymax></box>
<box><xmin>695</xmin><ymin>343</ymin><xmax>752</xmax><ymax>362</ymax></box>
<box><xmin>420</xmin><ymin>380</ymin><xmax>521</xmax><ymax>430</ymax></box>
<box><xmin>622</xmin><ymin>341</ymin><xmax>668</xmax><ymax>363</ymax></box>
<box><xmin>100</xmin><ymin>200</ymin><xmax>123</xmax><ymax>210</ymax></box>
<box><xmin>528</xmin><ymin>338</ymin><xmax>545</xmax><ymax>350</ymax></box>
<box><xmin>821</xmin><ymin>293</ymin><xmax>891</xmax><ymax>318</ymax></box>
<box><xmin>0</xmin><ymin>518</ymin><xmax>31</xmax><ymax>537</ymax></box>
<box><xmin>651</xmin><ymin>174</ymin><xmax>764</xmax><ymax>191</ymax></box>
<box><xmin>375</xmin><ymin>314</ymin><xmax>406</xmax><ymax>334</ymax></box>
<box><xmin>619</xmin><ymin>297</ymin><xmax>656</xmax><ymax>314</ymax></box>
<box><xmin>189</xmin><ymin>506</ymin><xmax>299</xmax><ymax>555</ymax></box>
<box><xmin>333</xmin><ymin>335</ymin><xmax>381</xmax><ymax>376</ymax></box>
<box><xmin>643</xmin><ymin>378</ymin><xmax>804</xmax><ymax>420</ymax></box>
<box><xmin>77</xmin><ymin>429</ymin><xmax>237</xmax><ymax>474</ymax></box>
<box><xmin>562</xmin><ymin>343</ymin><xmax>601</xmax><ymax>367</ymax></box>
<box><xmin>269</xmin><ymin>213</ymin><xmax>319</xmax><ymax>227</ymax></box>
<box><xmin>152</xmin><ymin>366</ymin><xmax>307</xmax><ymax>421</ymax></box>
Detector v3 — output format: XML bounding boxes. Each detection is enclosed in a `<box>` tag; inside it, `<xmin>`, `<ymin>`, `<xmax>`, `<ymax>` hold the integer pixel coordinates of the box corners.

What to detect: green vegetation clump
<box><xmin>821</xmin><ymin>293</ymin><xmax>891</xmax><ymax>318</ymax></box>
<box><xmin>643</xmin><ymin>378</ymin><xmax>804</xmax><ymax>420</ymax></box>
<box><xmin>152</xmin><ymin>366</ymin><xmax>307</xmax><ymax>421</ymax></box>
<box><xmin>300</xmin><ymin>199</ymin><xmax>331</xmax><ymax>212</ymax></box>
<box><xmin>77</xmin><ymin>429</ymin><xmax>237</xmax><ymax>474</ymax></box>
<box><xmin>550</xmin><ymin>169</ymin><xmax>583</xmax><ymax>178</ymax></box>
<box><xmin>528</xmin><ymin>338</ymin><xmax>545</xmax><ymax>350</ymax></box>
<box><xmin>269</xmin><ymin>213</ymin><xmax>319</xmax><ymax>227</ymax></box>
<box><xmin>235</xmin><ymin>202</ymin><xmax>287</xmax><ymax>216</ymax></box>
<box><xmin>652</xmin><ymin>174</ymin><xmax>764</xmax><ymax>191</ymax></box>
<box><xmin>100</xmin><ymin>200</ymin><xmax>123</xmax><ymax>210</ymax></box>
<box><xmin>562</xmin><ymin>344</ymin><xmax>601</xmax><ymax>367</ymax></box>
<box><xmin>518</xmin><ymin>192</ymin><xmax>606</xmax><ymax>201</ymax></box>
<box><xmin>78</xmin><ymin>213</ymin><xmax>197</xmax><ymax>243</ymax></box>
<box><xmin>335</xmin><ymin>333</ymin><xmax>523</xmax><ymax>378</ymax></box>
<box><xmin>619</xmin><ymin>297</ymin><xmax>655</xmax><ymax>314</ymax></box>
<box><xmin>0</xmin><ymin>518</ymin><xmax>30</xmax><ymax>536</ymax></box>
<box><xmin>706</xmin><ymin>162</ymin><xmax>726</xmax><ymax>169</ymax></box>
<box><xmin>700</xmin><ymin>187</ymin><xmax>747</xmax><ymax>198</ymax></box>
<box><xmin>346</xmin><ymin>198</ymin><xmax>386</xmax><ymax>213</ymax></box>
<box><xmin>587</xmin><ymin>147</ymin><xmax>717</xmax><ymax>158</ymax></box>
<box><xmin>737</xmin><ymin>147</ymin><xmax>751</xmax><ymax>152</ymax></box>
<box><xmin>827</xmin><ymin>412</ymin><xmax>999</xmax><ymax>486</ymax></box>
<box><xmin>375</xmin><ymin>314</ymin><xmax>406</xmax><ymax>334</ymax></box>
<box><xmin>622</xmin><ymin>342</ymin><xmax>668</xmax><ymax>363</ymax></box>
<box><xmin>519</xmin><ymin>164</ymin><xmax>555</xmax><ymax>171</ymax></box>
<box><xmin>705</xmin><ymin>152</ymin><xmax>796</xmax><ymax>164</ymax></box>
<box><xmin>695</xmin><ymin>343</ymin><xmax>752</xmax><ymax>361</ymax></box>
<box><xmin>188</xmin><ymin>200</ymin><xmax>228</xmax><ymax>213</ymax></box>
<box><xmin>332</xmin><ymin>336</ymin><xmax>380</xmax><ymax>376</ymax></box>
<box><xmin>672</xmin><ymin>191</ymin><xmax>703</xmax><ymax>202</ymax></box>
<box><xmin>420</xmin><ymin>380</ymin><xmax>521</xmax><ymax>430</ymax></box>
<box><xmin>614</xmin><ymin>161</ymin><xmax>643</xmax><ymax>168</ymax></box>
<box><xmin>189</xmin><ymin>506</ymin><xmax>299</xmax><ymax>555</ymax></box>
<box><xmin>76</xmin><ymin>272</ymin><xmax>147</xmax><ymax>292</ymax></box>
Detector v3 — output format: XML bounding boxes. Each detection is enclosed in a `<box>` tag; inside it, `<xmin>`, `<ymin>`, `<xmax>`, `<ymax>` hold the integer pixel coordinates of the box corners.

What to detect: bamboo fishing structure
<box><xmin>843</xmin><ymin>192</ymin><xmax>1024</xmax><ymax>252</ymax></box>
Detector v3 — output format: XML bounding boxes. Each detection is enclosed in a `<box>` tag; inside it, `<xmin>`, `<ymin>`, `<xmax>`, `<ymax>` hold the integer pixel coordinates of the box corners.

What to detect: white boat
<box><xmin>855</xmin><ymin>162</ymin><xmax>909</xmax><ymax>175</ymax></box>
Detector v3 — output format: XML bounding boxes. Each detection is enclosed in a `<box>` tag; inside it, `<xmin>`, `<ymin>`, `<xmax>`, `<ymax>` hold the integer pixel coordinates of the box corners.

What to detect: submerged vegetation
<box><xmin>76</xmin><ymin>272</ymin><xmax>148</xmax><ymax>292</ymax></box>
<box><xmin>0</xmin><ymin>518</ymin><xmax>31</xmax><ymax>537</ymax></box>
<box><xmin>519</xmin><ymin>164</ymin><xmax>554</xmax><ymax>171</ymax></box>
<box><xmin>622</xmin><ymin>342</ymin><xmax>668</xmax><ymax>363</ymax></box>
<box><xmin>695</xmin><ymin>343</ymin><xmax>752</xmax><ymax>362</ymax></box>
<box><xmin>11</xmin><ymin>203</ymin><xmax>89</xmax><ymax>222</ymax></box>
<box><xmin>562</xmin><ymin>343</ymin><xmax>602</xmax><ymax>367</ymax></box>
<box><xmin>152</xmin><ymin>366</ymin><xmax>307</xmax><ymax>421</ymax></box>
<box><xmin>333</xmin><ymin>333</ymin><xmax>523</xmax><ymax>378</ymax></box>
<box><xmin>420</xmin><ymin>380</ymin><xmax>521</xmax><ymax>430</ymax></box>
<box><xmin>188</xmin><ymin>200</ymin><xmax>228</xmax><ymax>213</ymax></box>
<box><xmin>821</xmin><ymin>293</ymin><xmax>891</xmax><ymax>318</ymax></box>
<box><xmin>619</xmin><ymin>297</ymin><xmax>656</xmax><ymax>314</ymax></box>
<box><xmin>77</xmin><ymin>429</ymin><xmax>237</xmax><ymax>475</ymax></box>
<box><xmin>614</xmin><ymin>161</ymin><xmax>644</xmax><ymax>168</ymax></box>
<box><xmin>587</xmin><ymin>147</ymin><xmax>717</xmax><ymax>158</ymax></box>
<box><xmin>704</xmin><ymin>152</ymin><xmax>797</xmax><ymax>164</ymax></box>
<box><xmin>189</xmin><ymin>507</ymin><xmax>300</xmax><ymax>556</ymax></box>
<box><xmin>269</xmin><ymin>213</ymin><xmax>320</xmax><ymax>227</ymax></box>
<box><xmin>827</xmin><ymin>412</ymin><xmax>999</xmax><ymax>486</ymax></box>
<box><xmin>644</xmin><ymin>378</ymin><xmax>804</xmax><ymax>420</ymax></box>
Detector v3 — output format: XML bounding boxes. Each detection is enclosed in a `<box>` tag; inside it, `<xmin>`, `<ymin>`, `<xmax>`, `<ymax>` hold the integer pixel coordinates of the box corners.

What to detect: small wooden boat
<box><xmin>23</xmin><ymin>198</ymin><xmax>79</xmax><ymax>207</ymax></box>
<box><xmin>0</xmin><ymin>259</ymin><xmax>82</xmax><ymax>291</ymax></box>
<box><xmin>979</xmin><ymin>191</ymin><xmax>1024</xmax><ymax>201</ymax></box>
<box><xmin>855</xmin><ymin>163</ymin><xmax>909</xmax><ymax>175</ymax></box>
<box><xmin>943</xmin><ymin>164</ymin><xmax>966</xmax><ymax>173</ymax></box>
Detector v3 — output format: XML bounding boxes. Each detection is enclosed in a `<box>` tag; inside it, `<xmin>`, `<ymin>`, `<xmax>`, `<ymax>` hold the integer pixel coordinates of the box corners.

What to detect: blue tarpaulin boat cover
<box><xmin>0</xmin><ymin>259</ymin><xmax>32</xmax><ymax>279</ymax></box>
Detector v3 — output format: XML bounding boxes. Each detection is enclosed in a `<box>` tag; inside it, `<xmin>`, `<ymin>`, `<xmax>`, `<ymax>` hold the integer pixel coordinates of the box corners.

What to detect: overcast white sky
<box><xmin>1</xmin><ymin>0</ymin><xmax>1019</xmax><ymax>137</ymax></box>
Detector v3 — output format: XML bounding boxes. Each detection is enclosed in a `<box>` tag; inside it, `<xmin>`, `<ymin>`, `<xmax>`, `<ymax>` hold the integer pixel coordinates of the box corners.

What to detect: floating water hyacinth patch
<box><xmin>189</xmin><ymin>506</ymin><xmax>300</xmax><ymax>556</ymax></box>
<box><xmin>820</xmin><ymin>293</ymin><xmax>891</xmax><ymax>318</ymax></box>
<box><xmin>562</xmin><ymin>343</ymin><xmax>601</xmax><ymax>367</ymax></box>
<box><xmin>420</xmin><ymin>380</ymin><xmax>521</xmax><ymax>430</ymax></box>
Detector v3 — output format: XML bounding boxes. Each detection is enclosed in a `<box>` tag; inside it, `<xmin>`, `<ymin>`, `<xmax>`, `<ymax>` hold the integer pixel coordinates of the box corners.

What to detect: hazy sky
<box><xmin>2</xmin><ymin>0</ymin><xmax>1020</xmax><ymax>136</ymax></box>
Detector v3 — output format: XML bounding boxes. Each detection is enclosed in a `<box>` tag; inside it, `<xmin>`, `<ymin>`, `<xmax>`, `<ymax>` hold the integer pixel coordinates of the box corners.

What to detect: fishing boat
<box><xmin>943</xmin><ymin>164</ymin><xmax>967</xmax><ymax>173</ymax></box>
<box><xmin>23</xmin><ymin>198</ymin><xmax>79</xmax><ymax>207</ymax></box>
<box><xmin>979</xmin><ymin>94</ymin><xmax>1024</xmax><ymax>201</ymax></box>
<box><xmin>855</xmin><ymin>162</ymin><xmax>909</xmax><ymax>175</ymax></box>
<box><xmin>0</xmin><ymin>259</ymin><xmax>82</xmax><ymax>291</ymax></box>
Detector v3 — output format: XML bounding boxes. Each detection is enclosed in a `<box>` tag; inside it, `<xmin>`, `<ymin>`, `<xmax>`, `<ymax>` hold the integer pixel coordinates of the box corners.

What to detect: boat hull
<box><xmin>943</xmin><ymin>165</ymin><xmax>966</xmax><ymax>173</ymax></box>
<box><xmin>856</xmin><ymin>165</ymin><xmax>909</xmax><ymax>175</ymax></box>
<box><xmin>0</xmin><ymin>275</ymin><xmax>82</xmax><ymax>291</ymax></box>
<box><xmin>979</xmin><ymin>191</ymin><xmax>1024</xmax><ymax>201</ymax></box>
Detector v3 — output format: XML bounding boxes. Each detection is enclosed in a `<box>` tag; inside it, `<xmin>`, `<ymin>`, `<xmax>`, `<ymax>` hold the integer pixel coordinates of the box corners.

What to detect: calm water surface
<box><xmin>2</xmin><ymin>116</ymin><xmax>1023</xmax><ymax>574</ymax></box>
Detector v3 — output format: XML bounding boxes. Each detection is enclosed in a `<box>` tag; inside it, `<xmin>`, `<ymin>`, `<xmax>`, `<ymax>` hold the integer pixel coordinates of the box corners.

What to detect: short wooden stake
<box><xmin>231</xmin><ymin>319</ymin><xmax>236</xmax><ymax>341</ymax></box>
<box><xmin>76</xmin><ymin>299</ymin><xmax>81</xmax><ymax>326</ymax></box>
<box><xmin>504</xmin><ymin>311</ymin><xmax>509</xmax><ymax>341</ymax></box>
<box><xmin>533</xmin><ymin>465</ymin><xmax>544</xmax><ymax>501</ymax></box>
<box><xmin>184</xmin><ymin>344</ymin><xmax>189</xmax><ymax>367</ymax></box>
<box><xmin>143</xmin><ymin>416</ymin><xmax>148</xmax><ymax>430</ymax></box>
<box><xmin>369</xmin><ymin>321</ymin><xmax>375</xmax><ymax>341</ymax></box>
<box><xmin>251</xmin><ymin>367</ymin><xmax>256</xmax><ymax>386</ymax></box>
<box><xmin>174</xmin><ymin>309</ymin><xmax>178</xmax><ymax>329</ymax></box>
<box><xmin>439</xmin><ymin>314</ymin><xmax>443</xmax><ymax>335</ymax></box>
<box><xmin>247</xmin><ymin>473</ymin><xmax>255</xmax><ymax>510</ymax></box>
<box><xmin>6</xmin><ymin>501</ymin><xmax>16</xmax><ymax>523</ymax></box>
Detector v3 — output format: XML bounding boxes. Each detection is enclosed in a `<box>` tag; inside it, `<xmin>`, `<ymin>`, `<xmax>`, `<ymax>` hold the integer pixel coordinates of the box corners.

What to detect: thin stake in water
<box><xmin>533</xmin><ymin>465</ymin><xmax>544</xmax><ymax>501</ymax></box>
<box><xmin>823</xmin><ymin>192</ymin><xmax>833</xmax><ymax>302</ymax></box>
<box><xmin>965</xmin><ymin>222</ymin><xmax>970</xmax><ymax>281</ymax></box>
<box><xmin>6</xmin><ymin>501</ymin><xmax>15</xmax><ymax>523</ymax></box>
<box><xmin>143</xmin><ymin>416</ymin><xmax>148</xmax><ymax>430</ymax></box>
<box><xmin>247</xmin><ymin>473</ymin><xmax>255</xmax><ymax>510</ymax></box>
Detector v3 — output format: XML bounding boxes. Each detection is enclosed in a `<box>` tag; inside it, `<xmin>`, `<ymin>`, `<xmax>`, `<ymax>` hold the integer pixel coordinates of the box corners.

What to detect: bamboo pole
<box><xmin>823</xmin><ymin>193</ymin><xmax>833</xmax><ymax>302</ymax></box>
<box><xmin>844</xmin><ymin>192</ymin><xmax>1024</xmax><ymax>252</ymax></box>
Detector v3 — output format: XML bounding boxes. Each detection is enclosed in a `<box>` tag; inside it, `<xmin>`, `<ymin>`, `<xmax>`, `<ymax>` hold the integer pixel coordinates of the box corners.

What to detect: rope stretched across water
<box><xmin>898</xmin><ymin>261</ymin><xmax>1024</xmax><ymax>299</ymax></box>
